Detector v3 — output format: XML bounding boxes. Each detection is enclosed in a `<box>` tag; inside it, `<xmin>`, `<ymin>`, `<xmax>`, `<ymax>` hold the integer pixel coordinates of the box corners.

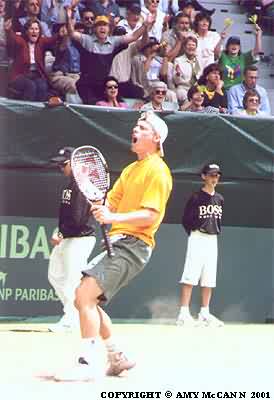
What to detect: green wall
<box><xmin>0</xmin><ymin>99</ymin><xmax>273</xmax><ymax>322</ymax></box>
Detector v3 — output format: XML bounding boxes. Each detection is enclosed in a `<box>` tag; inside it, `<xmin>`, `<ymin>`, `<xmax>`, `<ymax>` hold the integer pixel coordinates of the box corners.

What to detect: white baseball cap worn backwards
<box><xmin>139</xmin><ymin>111</ymin><xmax>168</xmax><ymax>157</ymax></box>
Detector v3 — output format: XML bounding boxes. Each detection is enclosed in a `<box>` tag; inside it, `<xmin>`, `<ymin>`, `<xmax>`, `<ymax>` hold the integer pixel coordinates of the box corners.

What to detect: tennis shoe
<box><xmin>54</xmin><ymin>357</ymin><xmax>105</xmax><ymax>382</ymax></box>
<box><xmin>106</xmin><ymin>351</ymin><xmax>136</xmax><ymax>376</ymax></box>
<box><xmin>198</xmin><ymin>313</ymin><xmax>224</xmax><ymax>327</ymax></box>
<box><xmin>176</xmin><ymin>313</ymin><xmax>197</xmax><ymax>327</ymax></box>
<box><xmin>48</xmin><ymin>315</ymin><xmax>80</xmax><ymax>333</ymax></box>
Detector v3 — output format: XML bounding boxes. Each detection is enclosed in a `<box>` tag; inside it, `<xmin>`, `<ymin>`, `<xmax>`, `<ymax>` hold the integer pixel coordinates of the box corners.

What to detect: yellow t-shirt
<box><xmin>107</xmin><ymin>153</ymin><xmax>173</xmax><ymax>248</ymax></box>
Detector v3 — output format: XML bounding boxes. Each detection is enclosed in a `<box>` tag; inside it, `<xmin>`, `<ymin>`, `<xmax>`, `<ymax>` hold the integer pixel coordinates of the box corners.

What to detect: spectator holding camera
<box><xmin>131</xmin><ymin>36</ymin><xmax>177</xmax><ymax>101</ymax></box>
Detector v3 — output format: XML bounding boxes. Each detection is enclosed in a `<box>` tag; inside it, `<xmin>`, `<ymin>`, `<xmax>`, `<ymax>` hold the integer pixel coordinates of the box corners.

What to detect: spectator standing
<box><xmin>131</xmin><ymin>36</ymin><xmax>177</xmax><ymax>101</ymax></box>
<box><xmin>81</xmin><ymin>8</ymin><xmax>95</xmax><ymax>34</ymax></box>
<box><xmin>176</xmin><ymin>163</ymin><xmax>224</xmax><ymax>328</ymax></box>
<box><xmin>227</xmin><ymin>65</ymin><xmax>271</xmax><ymax>115</ymax></box>
<box><xmin>49</xmin><ymin>23</ymin><xmax>80</xmax><ymax>99</ymax></box>
<box><xmin>193</xmin><ymin>12</ymin><xmax>220</xmax><ymax>71</ymax></box>
<box><xmin>140</xmin><ymin>0</ymin><xmax>179</xmax><ymax>15</ymax></box>
<box><xmin>67</xmin><ymin>9</ymin><xmax>154</xmax><ymax>104</ymax></box>
<box><xmin>89</xmin><ymin>0</ymin><xmax>120</xmax><ymax>23</ymax></box>
<box><xmin>141</xmin><ymin>0</ymin><xmax>167</xmax><ymax>42</ymax></box>
<box><xmin>110</xmin><ymin>24</ymin><xmax>148</xmax><ymax>99</ymax></box>
<box><xmin>117</xmin><ymin>3</ymin><xmax>142</xmax><ymax>34</ymax></box>
<box><xmin>161</xmin><ymin>12</ymin><xmax>193</xmax><ymax>60</ymax></box>
<box><xmin>41</xmin><ymin>0</ymin><xmax>81</xmax><ymax>33</ymax></box>
<box><xmin>217</xmin><ymin>28</ymin><xmax>262</xmax><ymax>91</ymax></box>
<box><xmin>18</xmin><ymin>0</ymin><xmax>52</xmax><ymax>36</ymax></box>
<box><xmin>178</xmin><ymin>0</ymin><xmax>215</xmax><ymax>22</ymax></box>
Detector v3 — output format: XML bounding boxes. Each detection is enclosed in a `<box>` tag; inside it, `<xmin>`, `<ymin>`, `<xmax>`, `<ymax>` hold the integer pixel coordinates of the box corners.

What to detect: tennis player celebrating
<box><xmin>55</xmin><ymin>111</ymin><xmax>172</xmax><ymax>382</ymax></box>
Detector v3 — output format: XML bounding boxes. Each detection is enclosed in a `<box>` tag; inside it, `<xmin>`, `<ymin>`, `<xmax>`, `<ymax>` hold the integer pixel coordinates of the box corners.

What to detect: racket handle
<box><xmin>101</xmin><ymin>224</ymin><xmax>115</xmax><ymax>258</ymax></box>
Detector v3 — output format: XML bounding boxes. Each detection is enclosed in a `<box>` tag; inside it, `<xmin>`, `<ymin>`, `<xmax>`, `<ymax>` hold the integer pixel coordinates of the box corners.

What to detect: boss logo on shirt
<box><xmin>199</xmin><ymin>205</ymin><xmax>223</xmax><ymax>219</ymax></box>
<box><xmin>62</xmin><ymin>189</ymin><xmax>72</xmax><ymax>204</ymax></box>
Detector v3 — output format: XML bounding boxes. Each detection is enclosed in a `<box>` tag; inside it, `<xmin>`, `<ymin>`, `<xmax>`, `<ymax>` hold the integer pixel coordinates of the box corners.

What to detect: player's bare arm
<box><xmin>91</xmin><ymin>205</ymin><xmax>159</xmax><ymax>226</ymax></box>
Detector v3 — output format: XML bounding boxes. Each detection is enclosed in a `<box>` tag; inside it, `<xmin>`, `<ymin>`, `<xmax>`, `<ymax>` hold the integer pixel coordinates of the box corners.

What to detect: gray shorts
<box><xmin>82</xmin><ymin>235</ymin><xmax>152</xmax><ymax>303</ymax></box>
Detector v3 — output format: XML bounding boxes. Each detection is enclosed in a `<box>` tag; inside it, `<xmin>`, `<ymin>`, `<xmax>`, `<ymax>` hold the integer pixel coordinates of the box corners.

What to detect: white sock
<box><xmin>179</xmin><ymin>306</ymin><xmax>190</xmax><ymax>316</ymax></box>
<box><xmin>104</xmin><ymin>337</ymin><xmax>119</xmax><ymax>354</ymax></box>
<box><xmin>80</xmin><ymin>337</ymin><xmax>100</xmax><ymax>363</ymax></box>
<box><xmin>200</xmin><ymin>306</ymin><xmax>210</xmax><ymax>316</ymax></box>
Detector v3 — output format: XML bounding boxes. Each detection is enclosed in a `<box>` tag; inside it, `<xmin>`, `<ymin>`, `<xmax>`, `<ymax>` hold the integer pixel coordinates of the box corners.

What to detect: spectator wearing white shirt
<box><xmin>193</xmin><ymin>12</ymin><xmax>220</xmax><ymax>71</ymax></box>
<box><xmin>141</xmin><ymin>0</ymin><xmax>167</xmax><ymax>42</ymax></box>
<box><xmin>117</xmin><ymin>3</ymin><xmax>142</xmax><ymax>34</ymax></box>
<box><xmin>140</xmin><ymin>0</ymin><xmax>179</xmax><ymax>15</ymax></box>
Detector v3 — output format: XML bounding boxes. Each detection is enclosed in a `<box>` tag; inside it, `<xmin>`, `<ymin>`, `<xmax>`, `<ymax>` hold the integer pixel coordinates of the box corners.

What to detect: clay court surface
<box><xmin>0</xmin><ymin>323</ymin><xmax>273</xmax><ymax>399</ymax></box>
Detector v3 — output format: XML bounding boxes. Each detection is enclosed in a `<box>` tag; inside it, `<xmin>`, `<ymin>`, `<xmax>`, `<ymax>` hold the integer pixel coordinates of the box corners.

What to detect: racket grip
<box><xmin>101</xmin><ymin>224</ymin><xmax>115</xmax><ymax>258</ymax></box>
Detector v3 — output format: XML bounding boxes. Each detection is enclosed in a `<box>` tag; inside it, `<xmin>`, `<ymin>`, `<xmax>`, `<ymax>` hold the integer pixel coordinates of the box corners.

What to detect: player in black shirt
<box><xmin>176</xmin><ymin>163</ymin><xmax>224</xmax><ymax>327</ymax></box>
<box><xmin>48</xmin><ymin>147</ymin><xmax>97</xmax><ymax>332</ymax></box>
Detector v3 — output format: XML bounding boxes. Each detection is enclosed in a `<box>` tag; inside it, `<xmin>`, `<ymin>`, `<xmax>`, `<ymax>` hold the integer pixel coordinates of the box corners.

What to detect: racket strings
<box><xmin>72</xmin><ymin>150</ymin><xmax>109</xmax><ymax>198</ymax></box>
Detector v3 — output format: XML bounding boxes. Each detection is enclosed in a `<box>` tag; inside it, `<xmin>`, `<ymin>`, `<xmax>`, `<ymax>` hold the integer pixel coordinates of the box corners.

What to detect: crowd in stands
<box><xmin>0</xmin><ymin>0</ymin><xmax>272</xmax><ymax>116</ymax></box>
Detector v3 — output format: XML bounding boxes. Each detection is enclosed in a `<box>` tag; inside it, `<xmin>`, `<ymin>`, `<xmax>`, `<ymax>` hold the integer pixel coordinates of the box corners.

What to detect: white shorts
<box><xmin>179</xmin><ymin>230</ymin><xmax>218</xmax><ymax>287</ymax></box>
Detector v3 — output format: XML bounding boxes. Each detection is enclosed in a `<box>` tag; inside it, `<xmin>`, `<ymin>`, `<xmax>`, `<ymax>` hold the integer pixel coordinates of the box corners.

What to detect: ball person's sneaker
<box><xmin>176</xmin><ymin>313</ymin><xmax>197</xmax><ymax>327</ymax></box>
<box><xmin>198</xmin><ymin>313</ymin><xmax>224</xmax><ymax>327</ymax></box>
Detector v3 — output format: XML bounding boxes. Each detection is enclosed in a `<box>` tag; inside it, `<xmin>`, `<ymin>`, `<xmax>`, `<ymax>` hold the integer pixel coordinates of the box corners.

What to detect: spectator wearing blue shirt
<box><xmin>41</xmin><ymin>0</ymin><xmax>80</xmax><ymax>33</ymax></box>
<box><xmin>49</xmin><ymin>23</ymin><xmax>80</xmax><ymax>97</ymax></box>
<box><xmin>88</xmin><ymin>0</ymin><xmax>120</xmax><ymax>23</ymax></box>
<box><xmin>18</xmin><ymin>0</ymin><xmax>51</xmax><ymax>36</ymax></box>
<box><xmin>227</xmin><ymin>65</ymin><xmax>271</xmax><ymax>115</ymax></box>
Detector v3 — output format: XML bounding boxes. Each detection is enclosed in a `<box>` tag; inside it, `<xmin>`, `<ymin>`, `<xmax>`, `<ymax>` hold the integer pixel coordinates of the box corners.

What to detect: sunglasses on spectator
<box><xmin>106</xmin><ymin>84</ymin><xmax>118</xmax><ymax>89</ymax></box>
<box><xmin>84</xmin><ymin>16</ymin><xmax>94</xmax><ymax>21</ymax></box>
<box><xmin>155</xmin><ymin>90</ymin><xmax>166</xmax><ymax>95</ymax></box>
<box><xmin>248</xmin><ymin>98</ymin><xmax>259</xmax><ymax>103</ymax></box>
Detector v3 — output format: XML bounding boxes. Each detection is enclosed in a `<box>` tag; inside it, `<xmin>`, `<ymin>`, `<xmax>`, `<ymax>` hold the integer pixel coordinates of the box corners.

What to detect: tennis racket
<box><xmin>71</xmin><ymin>145</ymin><xmax>114</xmax><ymax>258</ymax></box>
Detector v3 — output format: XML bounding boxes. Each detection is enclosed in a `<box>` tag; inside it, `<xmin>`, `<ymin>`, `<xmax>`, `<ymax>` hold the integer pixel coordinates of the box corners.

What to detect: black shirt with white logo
<box><xmin>182</xmin><ymin>189</ymin><xmax>224</xmax><ymax>235</ymax></box>
<box><xmin>58</xmin><ymin>178</ymin><xmax>96</xmax><ymax>238</ymax></box>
